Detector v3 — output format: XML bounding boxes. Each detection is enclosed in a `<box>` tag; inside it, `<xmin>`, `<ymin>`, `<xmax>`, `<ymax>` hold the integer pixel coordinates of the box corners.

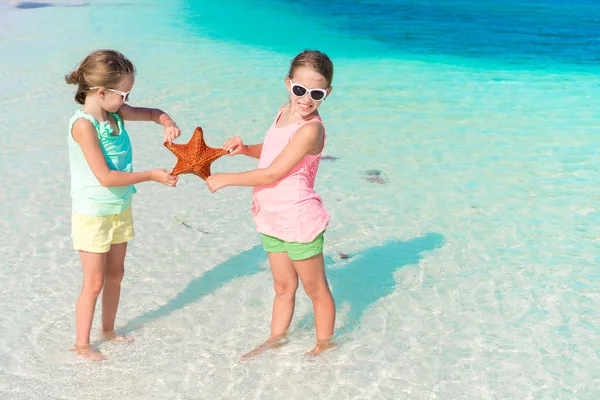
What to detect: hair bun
<box><xmin>65</xmin><ymin>68</ymin><xmax>80</xmax><ymax>85</ymax></box>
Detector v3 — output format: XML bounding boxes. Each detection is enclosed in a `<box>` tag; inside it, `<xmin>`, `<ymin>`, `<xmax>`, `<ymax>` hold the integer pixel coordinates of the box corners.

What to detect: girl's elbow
<box><xmin>96</xmin><ymin>173</ymin><xmax>111</xmax><ymax>187</ymax></box>
<box><xmin>263</xmin><ymin>169</ymin><xmax>281</xmax><ymax>185</ymax></box>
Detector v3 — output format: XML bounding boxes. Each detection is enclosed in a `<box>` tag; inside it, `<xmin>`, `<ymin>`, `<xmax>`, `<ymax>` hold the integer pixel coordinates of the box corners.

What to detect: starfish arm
<box><xmin>166</xmin><ymin>143</ymin><xmax>191</xmax><ymax>160</ymax></box>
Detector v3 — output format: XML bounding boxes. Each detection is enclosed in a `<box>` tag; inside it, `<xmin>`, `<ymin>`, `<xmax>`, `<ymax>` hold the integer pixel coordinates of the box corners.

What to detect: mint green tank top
<box><xmin>68</xmin><ymin>109</ymin><xmax>136</xmax><ymax>216</ymax></box>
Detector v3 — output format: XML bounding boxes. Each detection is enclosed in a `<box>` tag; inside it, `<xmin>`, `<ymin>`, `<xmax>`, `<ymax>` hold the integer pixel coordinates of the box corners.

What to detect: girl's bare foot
<box><xmin>304</xmin><ymin>339</ymin><xmax>335</xmax><ymax>359</ymax></box>
<box><xmin>240</xmin><ymin>334</ymin><xmax>287</xmax><ymax>361</ymax></box>
<box><xmin>101</xmin><ymin>330</ymin><xmax>134</xmax><ymax>343</ymax></box>
<box><xmin>70</xmin><ymin>344</ymin><xmax>107</xmax><ymax>362</ymax></box>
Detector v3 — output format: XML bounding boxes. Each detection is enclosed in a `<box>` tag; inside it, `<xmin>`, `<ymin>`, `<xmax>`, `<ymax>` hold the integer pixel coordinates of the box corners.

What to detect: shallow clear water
<box><xmin>1</xmin><ymin>0</ymin><xmax>599</xmax><ymax>398</ymax></box>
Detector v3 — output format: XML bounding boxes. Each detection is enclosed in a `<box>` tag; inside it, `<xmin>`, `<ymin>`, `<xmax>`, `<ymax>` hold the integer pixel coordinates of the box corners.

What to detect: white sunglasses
<box><xmin>89</xmin><ymin>86</ymin><xmax>131</xmax><ymax>102</ymax></box>
<box><xmin>289</xmin><ymin>81</ymin><xmax>328</xmax><ymax>101</ymax></box>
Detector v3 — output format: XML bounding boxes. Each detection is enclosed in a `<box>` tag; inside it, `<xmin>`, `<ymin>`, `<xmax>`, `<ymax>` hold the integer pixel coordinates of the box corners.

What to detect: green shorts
<box><xmin>260</xmin><ymin>232</ymin><xmax>324</xmax><ymax>261</ymax></box>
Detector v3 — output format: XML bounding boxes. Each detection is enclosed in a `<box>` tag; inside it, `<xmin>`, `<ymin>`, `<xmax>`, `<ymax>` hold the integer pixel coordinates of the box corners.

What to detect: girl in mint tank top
<box><xmin>65</xmin><ymin>49</ymin><xmax>182</xmax><ymax>361</ymax></box>
<box><xmin>206</xmin><ymin>50</ymin><xmax>337</xmax><ymax>359</ymax></box>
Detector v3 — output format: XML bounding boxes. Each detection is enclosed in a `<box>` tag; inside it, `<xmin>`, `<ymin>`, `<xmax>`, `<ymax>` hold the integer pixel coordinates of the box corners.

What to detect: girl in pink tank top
<box><xmin>206</xmin><ymin>50</ymin><xmax>336</xmax><ymax>359</ymax></box>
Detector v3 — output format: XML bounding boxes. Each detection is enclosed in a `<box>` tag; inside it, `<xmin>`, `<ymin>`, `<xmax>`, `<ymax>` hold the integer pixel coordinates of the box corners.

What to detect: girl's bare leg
<box><xmin>293</xmin><ymin>253</ymin><xmax>335</xmax><ymax>356</ymax></box>
<box><xmin>101</xmin><ymin>242</ymin><xmax>132</xmax><ymax>343</ymax></box>
<box><xmin>241</xmin><ymin>252</ymin><xmax>298</xmax><ymax>361</ymax></box>
<box><xmin>72</xmin><ymin>251</ymin><xmax>106</xmax><ymax>361</ymax></box>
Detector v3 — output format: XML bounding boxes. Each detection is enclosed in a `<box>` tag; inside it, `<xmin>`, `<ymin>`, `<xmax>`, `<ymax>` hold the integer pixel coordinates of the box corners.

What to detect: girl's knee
<box><xmin>83</xmin><ymin>277</ymin><xmax>104</xmax><ymax>297</ymax></box>
<box><xmin>105</xmin><ymin>266</ymin><xmax>125</xmax><ymax>282</ymax></box>
<box><xmin>303</xmin><ymin>282</ymin><xmax>331</xmax><ymax>301</ymax></box>
<box><xmin>273</xmin><ymin>280</ymin><xmax>298</xmax><ymax>299</ymax></box>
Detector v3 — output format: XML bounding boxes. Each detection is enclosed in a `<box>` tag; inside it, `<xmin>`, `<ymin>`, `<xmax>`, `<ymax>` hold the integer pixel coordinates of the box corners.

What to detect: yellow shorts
<box><xmin>72</xmin><ymin>207</ymin><xmax>135</xmax><ymax>253</ymax></box>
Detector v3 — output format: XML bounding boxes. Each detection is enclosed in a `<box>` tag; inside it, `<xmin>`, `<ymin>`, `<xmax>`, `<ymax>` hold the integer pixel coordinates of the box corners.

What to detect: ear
<box><xmin>326</xmin><ymin>86</ymin><xmax>333</xmax><ymax>97</ymax></box>
<box><xmin>285</xmin><ymin>76</ymin><xmax>291</xmax><ymax>91</ymax></box>
<box><xmin>96</xmin><ymin>87</ymin><xmax>106</xmax><ymax>100</ymax></box>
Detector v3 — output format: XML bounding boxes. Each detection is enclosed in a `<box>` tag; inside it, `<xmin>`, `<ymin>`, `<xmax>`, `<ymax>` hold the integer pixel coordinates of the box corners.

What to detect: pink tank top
<box><xmin>252</xmin><ymin>106</ymin><xmax>330</xmax><ymax>243</ymax></box>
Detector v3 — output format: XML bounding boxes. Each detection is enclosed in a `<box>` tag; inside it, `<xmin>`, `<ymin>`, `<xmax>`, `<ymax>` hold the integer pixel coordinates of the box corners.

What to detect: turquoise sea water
<box><xmin>1</xmin><ymin>0</ymin><xmax>599</xmax><ymax>398</ymax></box>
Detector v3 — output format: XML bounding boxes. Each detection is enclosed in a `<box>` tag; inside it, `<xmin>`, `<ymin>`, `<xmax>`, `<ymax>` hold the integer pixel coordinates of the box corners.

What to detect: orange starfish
<box><xmin>164</xmin><ymin>127</ymin><xmax>228</xmax><ymax>180</ymax></box>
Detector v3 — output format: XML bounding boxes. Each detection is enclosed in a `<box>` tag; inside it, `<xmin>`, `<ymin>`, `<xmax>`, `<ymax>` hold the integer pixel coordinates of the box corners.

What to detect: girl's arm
<box><xmin>119</xmin><ymin>104</ymin><xmax>181</xmax><ymax>143</ymax></box>
<box><xmin>72</xmin><ymin>119</ymin><xmax>177</xmax><ymax>187</ymax></box>
<box><xmin>207</xmin><ymin>122</ymin><xmax>323</xmax><ymax>191</ymax></box>
<box><xmin>239</xmin><ymin>143</ymin><xmax>263</xmax><ymax>159</ymax></box>
<box><xmin>222</xmin><ymin>136</ymin><xmax>263</xmax><ymax>159</ymax></box>
<box><xmin>119</xmin><ymin>103</ymin><xmax>174</xmax><ymax>125</ymax></box>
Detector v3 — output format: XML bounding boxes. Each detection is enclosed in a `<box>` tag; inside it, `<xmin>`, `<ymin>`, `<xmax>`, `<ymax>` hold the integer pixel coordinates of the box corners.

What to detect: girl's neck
<box><xmin>82</xmin><ymin>102</ymin><xmax>109</xmax><ymax>123</ymax></box>
<box><xmin>281</xmin><ymin>103</ymin><xmax>319</xmax><ymax>125</ymax></box>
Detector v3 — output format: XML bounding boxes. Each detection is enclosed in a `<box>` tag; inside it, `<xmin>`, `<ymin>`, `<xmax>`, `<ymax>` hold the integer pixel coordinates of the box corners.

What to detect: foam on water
<box><xmin>1</xmin><ymin>0</ymin><xmax>599</xmax><ymax>398</ymax></box>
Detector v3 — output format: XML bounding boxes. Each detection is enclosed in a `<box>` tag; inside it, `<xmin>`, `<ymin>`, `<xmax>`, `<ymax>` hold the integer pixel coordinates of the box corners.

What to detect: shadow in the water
<box><xmin>118</xmin><ymin>233</ymin><xmax>444</xmax><ymax>337</ymax></box>
<box><xmin>119</xmin><ymin>245</ymin><xmax>267</xmax><ymax>334</ymax></box>
<box><xmin>15</xmin><ymin>2</ymin><xmax>52</xmax><ymax>7</ymax></box>
<box><xmin>13</xmin><ymin>1</ymin><xmax>87</xmax><ymax>9</ymax></box>
<box><xmin>298</xmin><ymin>233</ymin><xmax>445</xmax><ymax>335</ymax></box>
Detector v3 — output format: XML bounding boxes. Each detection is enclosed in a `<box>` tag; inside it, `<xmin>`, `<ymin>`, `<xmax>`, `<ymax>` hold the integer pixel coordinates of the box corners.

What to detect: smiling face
<box><xmin>285</xmin><ymin>66</ymin><xmax>332</xmax><ymax>118</ymax></box>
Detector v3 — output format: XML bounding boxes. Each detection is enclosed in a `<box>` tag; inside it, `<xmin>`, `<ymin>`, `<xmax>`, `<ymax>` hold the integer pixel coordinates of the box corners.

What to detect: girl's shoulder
<box><xmin>70</xmin><ymin>109</ymin><xmax>100</xmax><ymax>132</ymax></box>
<box><xmin>275</xmin><ymin>104</ymin><xmax>288</xmax><ymax>118</ymax></box>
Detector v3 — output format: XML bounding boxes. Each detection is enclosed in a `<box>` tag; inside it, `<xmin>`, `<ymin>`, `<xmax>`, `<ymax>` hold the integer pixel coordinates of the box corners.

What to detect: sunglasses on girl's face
<box><xmin>290</xmin><ymin>81</ymin><xmax>328</xmax><ymax>101</ymax></box>
<box><xmin>89</xmin><ymin>86</ymin><xmax>131</xmax><ymax>102</ymax></box>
